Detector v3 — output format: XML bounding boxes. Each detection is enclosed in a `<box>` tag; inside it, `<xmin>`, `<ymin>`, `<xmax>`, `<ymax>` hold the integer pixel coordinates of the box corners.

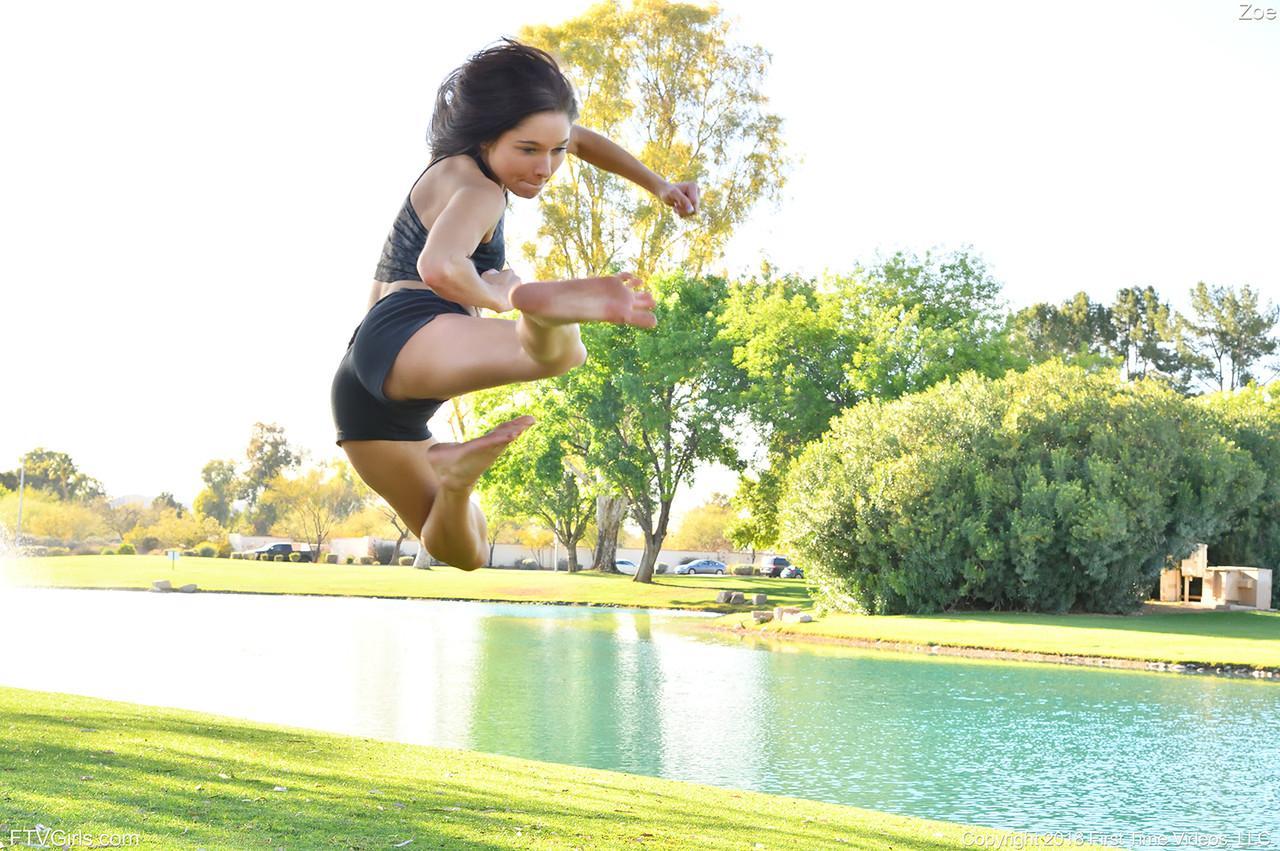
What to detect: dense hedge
<box><xmin>780</xmin><ymin>362</ymin><xmax>1263</xmax><ymax>614</ymax></box>
<box><xmin>1200</xmin><ymin>384</ymin><xmax>1280</xmax><ymax>608</ymax></box>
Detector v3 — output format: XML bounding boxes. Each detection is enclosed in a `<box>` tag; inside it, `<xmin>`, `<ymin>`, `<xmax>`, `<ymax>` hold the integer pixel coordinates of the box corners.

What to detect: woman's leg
<box><xmin>346</xmin><ymin>274</ymin><xmax>654</xmax><ymax>568</ymax></box>
<box><xmin>340</xmin><ymin>416</ymin><xmax>535</xmax><ymax>570</ymax></box>
<box><xmin>383</xmin><ymin>275</ymin><xmax>655</xmax><ymax>401</ymax></box>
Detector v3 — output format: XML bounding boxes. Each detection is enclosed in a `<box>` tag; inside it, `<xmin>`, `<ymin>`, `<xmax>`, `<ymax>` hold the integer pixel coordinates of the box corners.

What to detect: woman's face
<box><xmin>480</xmin><ymin>111</ymin><xmax>572</xmax><ymax>198</ymax></box>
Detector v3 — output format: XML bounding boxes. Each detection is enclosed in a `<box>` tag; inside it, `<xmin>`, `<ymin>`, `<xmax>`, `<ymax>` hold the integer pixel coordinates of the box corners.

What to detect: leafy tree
<box><xmin>519</xmin><ymin>0</ymin><xmax>788</xmax><ymax>281</ymax></box>
<box><xmin>5</xmin><ymin>448</ymin><xmax>105</xmax><ymax>502</ymax></box>
<box><xmin>0</xmin><ymin>487</ymin><xmax>109</xmax><ymax>543</ymax></box>
<box><xmin>1007</xmin><ymin>292</ymin><xmax>1119</xmax><ymax>372</ymax></box>
<box><xmin>151</xmin><ymin>492</ymin><xmax>184</xmax><ymax>517</ymax></box>
<box><xmin>725</xmin><ymin>466</ymin><xmax>782</xmax><ymax>558</ymax></box>
<box><xmin>478</xmin><ymin>388</ymin><xmax>596</xmax><ymax>572</ymax></box>
<box><xmin>517</xmin><ymin>0</ymin><xmax>788</xmax><ymax>568</ymax></box>
<box><xmin>719</xmin><ymin>249</ymin><xmax>1014</xmax><ymax>548</ymax></box>
<box><xmin>126</xmin><ymin>508</ymin><xmax>222</xmax><ymax>551</ymax></box>
<box><xmin>193</xmin><ymin>459</ymin><xmax>241</xmax><ymax>527</ymax></box>
<box><xmin>101</xmin><ymin>500</ymin><xmax>144</xmax><ymax>543</ymax></box>
<box><xmin>782</xmin><ymin>362</ymin><xmax>1261</xmax><ymax>615</ymax></box>
<box><xmin>263</xmin><ymin>461</ymin><xmax>364</xmax><ymax>562</ymax></box>
<box><xmin>1184</xmin><ymin>282</ymin><xmax>1278</xmax><ymax>392</ymax></box>
<box><xmin>476</xmin><ymin>488</ymin><xmax>521</xmax><ymax>568</ymax></box>
<box><xmin>1200</xmin><ymin>383</ymin><xmax>1280</xmax><ymax>608</ymax></box>
<box><xmin>1108</xmin><ymin>285</ymin><xmax>1191</xmax><ymax>387</ymax></box>
<box><xmin>666</xmin><ymin>493</ymin><xmax>734</xmax><ymax>551</ymax></box>
<box><xmin>560</xmin><ymin>272</ymin><xmax>743</xmax><ymax>583</ymax></box>
<box><xmin>238</xmin><ymin>423</ymin><xmax>301</xmax><ymax>534</ymax></box>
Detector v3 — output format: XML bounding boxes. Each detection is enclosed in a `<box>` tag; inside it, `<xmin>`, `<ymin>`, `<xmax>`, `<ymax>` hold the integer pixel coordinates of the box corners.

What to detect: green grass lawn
<box><xmin>3</xmin><ymin>554</ymin><xmax>812</xmax><ymax>612</ymax></box>
<box><xmin>719</xmin><ymin>607</ymin><xmax>1280</xmax><ymax>670</ymax></box>
<box><xmin>0</xmin><ymin>686</ymin><xmax>1110</xmax><ymax>850</ymax></box>
<box><xmin>9</xmin><ymin>555</ymin><xmax>1279</xmax><ymax>671</ymax></box>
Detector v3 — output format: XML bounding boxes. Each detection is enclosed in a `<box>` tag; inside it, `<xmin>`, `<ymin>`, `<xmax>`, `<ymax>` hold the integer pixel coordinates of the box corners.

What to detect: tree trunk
<box><xmin>632</xmin><ymin>499</ymin><xmax>673</xmax><ymax>584</ymax></box>
<box><xmin>592</xmin><ymin>493</ymin><xmax>627</xmax><ymax>572</ymax></box>
<box><xmin>634</xmin><ymin>537</ymin><xmax>662</xmax><ymax>584</ymax></box>
<box><xmin>392</xmin><ymin>529</ymin><xmax>408</xmax><ymax>564</ymax></box>
<box><xmin>564</xmin><ymin>535</ymin><xmax>581</xmax><ymax>573</ymax></box>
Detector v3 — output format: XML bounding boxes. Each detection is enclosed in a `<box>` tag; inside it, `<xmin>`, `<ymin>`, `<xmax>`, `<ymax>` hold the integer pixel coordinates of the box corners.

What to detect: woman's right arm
<box><xmin>416</xmin><ymin>183</ymin><xmax>510</xmax><ymax>312</ymax></box>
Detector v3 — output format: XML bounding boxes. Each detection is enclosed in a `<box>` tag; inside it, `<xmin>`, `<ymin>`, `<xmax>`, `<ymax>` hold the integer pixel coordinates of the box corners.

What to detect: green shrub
<box><xmin>327</xmin><ymin>554</ymin><xmax>339</xmax><ymax>564</ymax></box>
<box><xmin>345</xmin><ymin>556</ymin><xmax>356</xmax><ymax>565</ymax></box>
<box><xmin>182</xmin><ymin>549</ymin><xmax>197</xmax><ymax>558</ymax></box>
<box><xmin>229</xmin><ymin>552</ymin><xmax>242</xmax><ymax>560</ymax></box>
<box><xmin>131</xmin><ymin>536</ymin><xmax>161</xmax><ymax>555</ymax></box>
<box><xmin>781</xmin><ymin>362</ymin><xmax>1263</xmax><ymax>615</ymax></box>
<box><xmin>655</xmin><ymin>563</ymin><xmax>669</xmax><ymax>574</ymax></box>
<box><xmin>1200</xmin><ymin>384</ymin><xmax>1280</xmax><ymax>608</ymax></box>
<box><xmin>196</xmin><ymin>544</ymin><xmax>217</xmax><ymax>558</ymax></box>
<box><xmin>288</xmin><ymin>552</ymin><xmax>301</xmax><ymax>563</ymax></box>
<box><xmin>117</xmin><ymin>543</ymin><xmax>136</xmax><ymax>555</ymax></box>
<box><xmin>100</xmin><ymin>546</ymin><xmax>117</xmax><ymax>556</ymax></box>
<box><xmin>398</xmin><ymin>556</ymin><xmax>414</xmax><ymax>566</ymax></box>
<box><xmin>45</xmin><ymin>546</ymin><xmax>71</xmax><ymax>557</ymax></box>
<box><xmin>358</xmin><ymin>556</ymin><xmax>375</xmax><ymax>565</ymax></box>
<box><xmin>732</xmin><ymin>565</ymin><xmax>753</xmax><ymax>576</ymax></box>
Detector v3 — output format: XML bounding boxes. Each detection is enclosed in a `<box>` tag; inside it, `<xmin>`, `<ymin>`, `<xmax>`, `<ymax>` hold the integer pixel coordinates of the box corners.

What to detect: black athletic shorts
<box><xmin>331</xmin><ymin>288</ymin><xmax>472</xmax><ymax>445</ymax></box>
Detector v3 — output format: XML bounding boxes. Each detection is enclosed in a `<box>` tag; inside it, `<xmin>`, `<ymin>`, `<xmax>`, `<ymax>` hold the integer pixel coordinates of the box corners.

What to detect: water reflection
<box><xmin>0</xmin><ymin>587</ymin><xmax>1277</xmax><ymax>848</ymax></box>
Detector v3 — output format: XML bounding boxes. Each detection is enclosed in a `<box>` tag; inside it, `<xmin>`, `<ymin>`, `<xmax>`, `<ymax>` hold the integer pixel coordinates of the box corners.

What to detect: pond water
<box><xmin>1</xmin><ymin>587</ymin><xmax>1276</xmax><ymax>848</ymax></box>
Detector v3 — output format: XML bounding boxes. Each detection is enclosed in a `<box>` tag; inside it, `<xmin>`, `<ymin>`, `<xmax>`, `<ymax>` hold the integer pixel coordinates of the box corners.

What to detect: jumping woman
<box><xmin>330</xmin><ymin>39</ymin><xmax>699</xmax><ymax>570</ymax></box>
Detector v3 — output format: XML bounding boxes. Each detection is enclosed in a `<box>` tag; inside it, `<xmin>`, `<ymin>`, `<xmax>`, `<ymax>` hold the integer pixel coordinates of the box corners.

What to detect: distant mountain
<box><xmin>109</xmin><ymin>494</ymin><xmax>151</xmax><ymax>508</ymax></box>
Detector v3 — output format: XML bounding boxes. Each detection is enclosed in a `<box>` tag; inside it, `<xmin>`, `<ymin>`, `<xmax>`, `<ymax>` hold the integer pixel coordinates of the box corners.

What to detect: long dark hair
<box><xmin>429</xmin><ymin>39</ymin><xmax>579</xmax><ymax>177</ymax></box>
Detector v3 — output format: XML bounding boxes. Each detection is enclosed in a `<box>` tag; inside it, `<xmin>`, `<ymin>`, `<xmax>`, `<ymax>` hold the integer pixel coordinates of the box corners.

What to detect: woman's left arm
<box><xmin>570</xmin><ymin>125</ymin><xmax>700</xmax><ymax>218</ymax></box>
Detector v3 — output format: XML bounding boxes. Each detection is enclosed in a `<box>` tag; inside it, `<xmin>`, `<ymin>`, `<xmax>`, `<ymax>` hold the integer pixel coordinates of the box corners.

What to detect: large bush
<box><xmin>781</xmin><ymin>362</ymin><xmax>1263</xmax><ymax>614</ymax></box>
<box><xmin>1200</xmin><ymin>384</ymin><xmax>1280</xmax><ymax>608</ymax></box>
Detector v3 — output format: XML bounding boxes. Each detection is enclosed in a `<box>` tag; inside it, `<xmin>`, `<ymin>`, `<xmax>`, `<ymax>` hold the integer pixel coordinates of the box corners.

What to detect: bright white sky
<box><xmin>2</xmin><ymin>1</ymin><xmax>1277</xmax><ymax>522</ymax></box>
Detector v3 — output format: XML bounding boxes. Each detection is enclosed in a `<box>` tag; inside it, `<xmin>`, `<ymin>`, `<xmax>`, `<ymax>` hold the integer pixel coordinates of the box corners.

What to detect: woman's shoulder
<box><xmin>409</xmin><ymin>154</ymin><xmax>504</xmax><ymax>233</ymax></box>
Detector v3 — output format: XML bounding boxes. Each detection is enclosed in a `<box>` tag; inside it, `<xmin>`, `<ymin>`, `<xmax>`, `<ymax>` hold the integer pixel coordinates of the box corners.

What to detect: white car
<box><xmin>614</xmin><ymin>559</ymin><xmax>638</xmax><ymax>576</ymax></box>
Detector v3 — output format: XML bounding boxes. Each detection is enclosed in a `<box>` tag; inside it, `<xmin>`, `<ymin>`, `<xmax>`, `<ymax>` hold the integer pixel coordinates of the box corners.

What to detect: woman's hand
<box><xmin>657</xmin><ymin>180</ymin><xmax>700</xmax><ymax>218</ymax></box>
<box><xmin>481</xmin><ymin>268</ymin><xmax>523</xmax><ymax>313</ymax></box>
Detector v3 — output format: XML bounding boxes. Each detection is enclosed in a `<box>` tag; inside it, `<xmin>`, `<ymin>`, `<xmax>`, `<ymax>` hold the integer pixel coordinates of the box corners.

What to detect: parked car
<box><xmin>251</xmin><ymin>542</ymin><xmax>312</xmax><ymax>563</ymax></box>
<box><xmin>675</xmin><ymin>559</ymin><xmax>726</xmax><ymax>575</ymax></box>
<box><xmin>758</xmin><ymin>555</ymin><xmax>794</xmax><ymax>578</ymax></box>
<box><xmin>780</xmin><ymin>565</ymin><xmax>804</xmax><ymax>579</ymax></box>
<box><xmin>613</xmin><ymin>559</ymin><xmax>638</xmax><ymax>576</ymax></box>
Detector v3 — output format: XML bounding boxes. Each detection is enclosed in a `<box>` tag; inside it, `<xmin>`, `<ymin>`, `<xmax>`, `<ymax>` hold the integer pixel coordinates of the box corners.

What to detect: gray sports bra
<box><xmin>372</xmin><ymin>155</ymin><xmax>506</xmax><ymax>283</ymax></box>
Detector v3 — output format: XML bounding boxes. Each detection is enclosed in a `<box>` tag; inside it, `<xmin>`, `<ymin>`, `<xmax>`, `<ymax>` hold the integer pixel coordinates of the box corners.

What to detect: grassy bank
<box><xmin>0</xmin><ymin>686</ymin><xmax>1109</xmax><ymax>850</ymax></box>
<box><xmin>717</xmin><ymin>607</ymin><xmax>1280</xmax><ymax>670</ymax></box>
<box><xmin>10</xmin><ymin>555</ymin><xmax>1279</xmax><ymax>672</ymax></box>
<box><xmin>3</xmin><ymin>554</ymin><xmax>811</xmax><ymax>612</ymax></box>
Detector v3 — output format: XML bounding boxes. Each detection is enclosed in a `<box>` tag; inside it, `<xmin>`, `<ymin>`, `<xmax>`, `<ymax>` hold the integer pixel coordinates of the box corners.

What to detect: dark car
<box><xmin>252</xmin><ymin>542</ymin><xmax>312</xmax><ymax>562</ymax></box>
<box><xmin>758</xmin><ymin>555</ymin><xmax>793</xmax><ymax>578</ymax></box>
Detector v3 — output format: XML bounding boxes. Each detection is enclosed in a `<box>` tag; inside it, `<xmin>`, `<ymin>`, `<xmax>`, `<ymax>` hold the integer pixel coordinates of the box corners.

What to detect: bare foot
<box><xmin>427</xmin><ymin>416</ymin><xmax>536</xmax><ymax>492</ymax></box>
<box><xmin>510</xmin><ymin>273</ymin><xmax>657</xmax><ymax>329</ymax></box>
